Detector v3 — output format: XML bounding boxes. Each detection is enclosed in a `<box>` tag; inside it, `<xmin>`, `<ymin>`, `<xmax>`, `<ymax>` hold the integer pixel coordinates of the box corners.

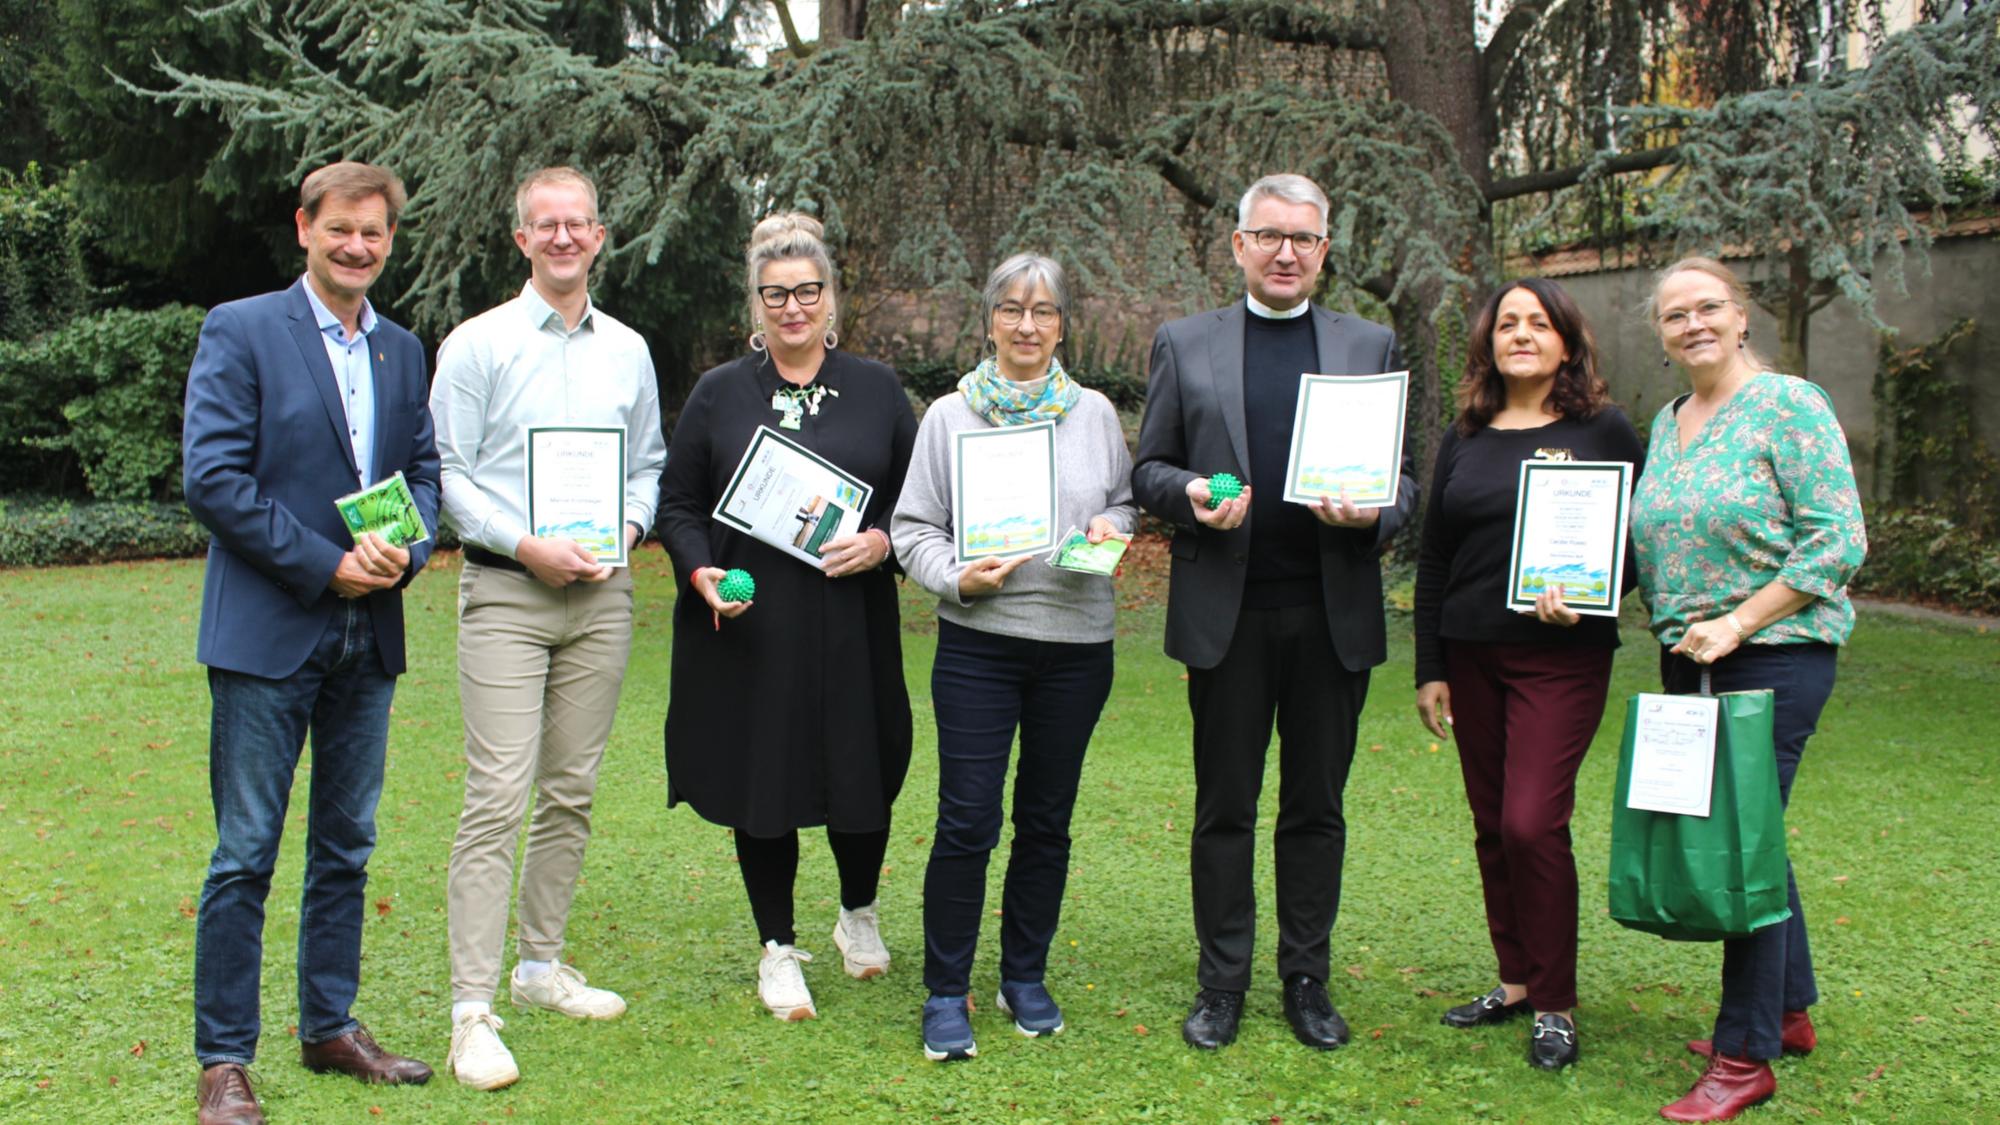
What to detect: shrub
<box><xmin>0</xmin><ymin>495</ymin><xmax>463</xmax><ymax>569</ymax></box>
<box><xmin>0</xmin><ymin>496</ymin><xmax>209</xmax><ymax>567</ymax></box>
<box><xmin>1850</xmin><ymin>505</ymin><xmax>2000</xmax><ymax>615</ymax></box>
<box><xmin>0</xmin><ymin>304</ymin><xmax>205</xmax><ymax>500</ymax></box>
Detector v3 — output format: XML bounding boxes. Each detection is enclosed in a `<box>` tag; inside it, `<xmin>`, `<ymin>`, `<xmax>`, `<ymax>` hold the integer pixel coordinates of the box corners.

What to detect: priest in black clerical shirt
<box><xmin>1132</xmin><ymin>173</ymin><xmax>1419</xmax><ymax>1054</ymax></box>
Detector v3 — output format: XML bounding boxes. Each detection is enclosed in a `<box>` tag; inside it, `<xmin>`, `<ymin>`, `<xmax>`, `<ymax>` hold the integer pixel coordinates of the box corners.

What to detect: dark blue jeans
<box><xmin>1661</xmin><ymin>642</ymin><xmax>1837</xmax><ymax>1061</ymax></box>
<box><xmin>194</xmin><ymin>602</ymin><xmax>398</xmax><ymax>1066</ymax></box>
<box><xmin>923</xmin><ymin>619</ymin><xmax>1114</xmax><ymax>997</ymax></box>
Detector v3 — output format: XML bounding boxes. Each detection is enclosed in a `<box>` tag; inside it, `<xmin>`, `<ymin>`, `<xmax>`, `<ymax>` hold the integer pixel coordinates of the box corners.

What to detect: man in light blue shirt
<box><xmin>428</xmin><ymin>167</ymin><xmax>667</xmax><ymax>1090</ymax></box>
<box><xmin>299</xmin><ymin>278</ymin><xmax>378</xmax><ymax>487</ymax></box>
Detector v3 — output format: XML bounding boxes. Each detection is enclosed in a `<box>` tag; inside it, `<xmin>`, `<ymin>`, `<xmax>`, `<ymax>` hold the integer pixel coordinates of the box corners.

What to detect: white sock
<box><xmin>516</xmin><ymin>959</ymin><xmax>554</xmax><ymax>981</ymax></box>
<box><xmin>452</xmin><ymin>1000</ymin><xmax>491</xmax><ymax>1026</ymax></box>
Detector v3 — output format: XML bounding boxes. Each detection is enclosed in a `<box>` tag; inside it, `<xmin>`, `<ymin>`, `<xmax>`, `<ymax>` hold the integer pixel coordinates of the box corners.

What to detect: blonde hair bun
<box><xmin>750</xmin><ymin>211</ymin><xmax>826</xmax><ymax>248</ymax></box>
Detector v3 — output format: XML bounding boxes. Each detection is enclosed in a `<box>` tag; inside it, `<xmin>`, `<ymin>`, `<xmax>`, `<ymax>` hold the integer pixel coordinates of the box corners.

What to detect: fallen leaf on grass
<box><xmin>375</xmin><ymin>898</ymin><xmax>392</xmax><ymax>918</ymax></box>
<box><xmin>1344</xmin><ymin>965</ymin><xmax>1366</xmax><ymax>980</ymax></box>
<box><xmin>1834</xmin><ymin>916</ymin><xmax>1850</xmax><ymax>925</ymax></box>
<box><xmin>177</xmin><ymin>898</ymin><xmax>196</xmax><ymax>919</ymax></box>
<box><xmin>130</xmin><ymin>1041</ymin><xmax>145</xmax><ymax>1057</ymax></box>
<box><xmin>1367</xmin><ymin>1025</ymin><xmax>1389</xmax><ymax>1040</ymax></box>
<box><xmin>1134</xmin><ymin>1024</ymin><xmax>1150</xmax><ymax>1036</ymax></box>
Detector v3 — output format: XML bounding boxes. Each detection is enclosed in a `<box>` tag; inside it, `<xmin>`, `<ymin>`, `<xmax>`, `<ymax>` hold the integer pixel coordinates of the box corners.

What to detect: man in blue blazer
<box><xmin>182</xmin><ymin>161</ymin><xmax>440</xmax><ymax>1125</ymax></box>
<box><xmin>1133</xmin><ymin>174</ymin><xmax>1418</xmax><ymax>1055</ymax></box>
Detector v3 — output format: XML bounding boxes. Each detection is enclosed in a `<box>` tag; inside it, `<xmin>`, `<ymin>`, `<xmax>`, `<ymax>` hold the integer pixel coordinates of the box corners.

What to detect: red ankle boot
<box><xmin>1660</xmin><ymin>1053</ymin><xmax>1776</xmax><ymax>1122</ymax></box>
<box><xmin>1686</xmin><ymin>1010</ymin><xmax>1816</xmax><ymax>1059</ymax></box>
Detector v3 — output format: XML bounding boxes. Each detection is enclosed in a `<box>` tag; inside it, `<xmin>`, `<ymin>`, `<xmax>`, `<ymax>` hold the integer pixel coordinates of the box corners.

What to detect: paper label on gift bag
<box><xmin>1625</xmin><ymin>693</ymin><xmax>1719</xmax><ymax>817</ymax></box>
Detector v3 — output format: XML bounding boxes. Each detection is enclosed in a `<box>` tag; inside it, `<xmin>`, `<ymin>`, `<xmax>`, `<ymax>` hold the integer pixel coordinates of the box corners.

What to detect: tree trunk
<box><xmin>1374</xmin><ymin>0</ymin><xmax>1492</xmax><ymax>540</ymax></box>
<box><xmin>1772</xmin><ymin>245</ymin><xmax>1814</xmax><ymax>378</ymax></box>
<box><xmin>821</xmin><ymin>0</ymin><xmax>868</xmax><ymax>44</ymax></box>
<box><xmin>1377</xmin><ymin>1</ymin><xmax>1490</xmax><ymax>196</ymax></box>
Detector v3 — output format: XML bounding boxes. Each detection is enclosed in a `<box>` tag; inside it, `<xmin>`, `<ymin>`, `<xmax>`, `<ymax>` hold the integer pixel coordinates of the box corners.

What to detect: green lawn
<box><xmin>2</xmin><ymin>553</ymin><xmax>1995</xmax><ymax>1123</ymax></box>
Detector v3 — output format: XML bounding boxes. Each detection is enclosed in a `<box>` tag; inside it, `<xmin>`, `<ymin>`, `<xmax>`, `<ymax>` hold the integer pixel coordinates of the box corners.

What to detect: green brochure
<box><xmin>1046</xmin><ymin>527</ymin><xmax>1128</xmax><ymax>576</ymax></box>
<box><xmin>334</xmin><ymin>470</ymin><xmax>430</xmax><ymax>548</ymax></box>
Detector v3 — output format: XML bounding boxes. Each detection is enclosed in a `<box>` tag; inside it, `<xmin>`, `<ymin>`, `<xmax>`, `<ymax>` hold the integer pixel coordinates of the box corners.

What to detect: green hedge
<box><xmin>0</xmin><ymin>496</ymin><xmax>467</xmax><ymax>569</ymax></box>
<box><xmin>1850</xmin><ymin>505</ymin><xmax>2000</xmax><ymax>615</ymax></box>
<box><xmin>0</xmin><ymin>304</ymin><xmax>206</xmax><ymax>500</ymax></box>
<box><xmin>0</xmin><ymin>496</ymin><xmax>209</xmax><ymax>567</ymax></box>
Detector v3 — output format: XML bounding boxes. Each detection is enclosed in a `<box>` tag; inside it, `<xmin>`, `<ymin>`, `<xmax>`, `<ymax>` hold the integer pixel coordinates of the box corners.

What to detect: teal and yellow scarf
<box><xmin>957</xmin><ymin>355</ymin><xmax>1082</xmax><ymax>427</ymax></box>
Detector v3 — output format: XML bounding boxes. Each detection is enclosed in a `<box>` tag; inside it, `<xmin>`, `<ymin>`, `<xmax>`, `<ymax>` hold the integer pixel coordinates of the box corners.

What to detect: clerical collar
<box><xmin>1245</xmin><ymin>294</ymin><xmax>1310</xmax><ymax>320</ymax></box>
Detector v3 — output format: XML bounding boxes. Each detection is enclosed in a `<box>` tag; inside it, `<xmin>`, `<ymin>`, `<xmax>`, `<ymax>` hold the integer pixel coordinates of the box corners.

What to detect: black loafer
<box><xmin>1281</xmin><ymin>974</ymin><xmax>1350</xmax><ymax>1050</ymax></box>
<box><xmin>1182</xmin><ymin>988</ymin><xmax>1244</xmax><ymax>1050</ymax></box>
<box><xmin>1441</xmin><ymin>986</ymin><xmax>1532</xmax><ymax>1029</ymax></box>
<box><xmin>1528</xmin><ymin>1013</ymin><xmax>1579</xmax><ymax>1070</ymax></box>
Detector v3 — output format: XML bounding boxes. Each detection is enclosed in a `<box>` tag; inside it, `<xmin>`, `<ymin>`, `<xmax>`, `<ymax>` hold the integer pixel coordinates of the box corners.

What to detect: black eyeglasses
<box><xmin>757</xmin><ymin>281</ymin><xmax>826</xmax><ymax>309</ymax></box>
<box><xmin>1237</xmin><ymin>228</ymin><xmax>1327</xmax><ymax>255</ymax></box>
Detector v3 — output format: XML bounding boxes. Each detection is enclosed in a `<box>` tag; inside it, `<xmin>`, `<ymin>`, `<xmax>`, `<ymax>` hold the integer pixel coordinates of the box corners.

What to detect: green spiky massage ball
<box><xmin>1206</xmin><ymin>472</ymin><xmax>1243</xmax><ymax>509</ymax></box>
<box><xmin>717</xmin><ymin>568</ymin><xmax>756</xmax><ymax>603</ymax></box>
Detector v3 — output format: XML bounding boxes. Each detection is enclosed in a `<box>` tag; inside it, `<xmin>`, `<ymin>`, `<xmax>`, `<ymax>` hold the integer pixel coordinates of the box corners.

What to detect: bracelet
<box><xmin>867</xmin><ymin>527</ymin><xmax>892</xmax><ymax>565</ymax></box>
<box><xmin>1725</xmin><ymin>611</ymin><xmax>1748</xmax><ymax>640</ymax></box>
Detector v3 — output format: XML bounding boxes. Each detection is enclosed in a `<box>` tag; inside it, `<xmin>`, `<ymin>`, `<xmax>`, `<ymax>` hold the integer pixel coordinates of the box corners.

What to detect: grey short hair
<box><xmin>745</xmin><ymin>211</ymin><xmax>838</xmax><ymax>332</ymax></box>
<box><xmin>980</xmin><ymin>253</ymin><xmax>1069</xmax><ymax>333</ymax></box>
<box><xmin>1237</xmin><ymin>173</ymin><xmax>1329</xmax><ymax>230</ymax></box>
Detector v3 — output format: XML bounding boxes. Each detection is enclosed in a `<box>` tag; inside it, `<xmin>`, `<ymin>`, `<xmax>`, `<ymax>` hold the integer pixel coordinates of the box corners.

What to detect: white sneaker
<box><xmin>833</xmin><ymin>901</ymin><xmax>891</xmax><ymax>979</ymax></box>
<box><xmin>757</xmin><ymin>940</ymin><xmax>817</xmax><ymax>1021</ymax></box>
<box><xmin>510</xmin><ymin>963</ymin><xmax>627</xmax><ymax>1020</ymax></box>
<box><xmin>447</xmin><ymin>1011</ymin><xmax>520</xmax><ymax>1091</ymax></box>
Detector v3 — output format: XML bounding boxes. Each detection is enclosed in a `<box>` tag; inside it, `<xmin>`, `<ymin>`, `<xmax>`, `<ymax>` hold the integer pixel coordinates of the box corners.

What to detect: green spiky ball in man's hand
<box><xmin>717</xmin><ymin>568</ymin><xmax>756</xmax><ymax>603</ymax></box>
<box><xmin>1206</xmin><ymin>472</ymin><xmax>1243</xmax><ymax>510</ymax></box>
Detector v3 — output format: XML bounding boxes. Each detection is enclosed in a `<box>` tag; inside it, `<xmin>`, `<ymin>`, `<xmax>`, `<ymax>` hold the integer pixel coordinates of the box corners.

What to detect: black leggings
<box><xmin>735</xmin><ymin>826</ymin><xmax>890</xmax><ymax>947</ymax></box>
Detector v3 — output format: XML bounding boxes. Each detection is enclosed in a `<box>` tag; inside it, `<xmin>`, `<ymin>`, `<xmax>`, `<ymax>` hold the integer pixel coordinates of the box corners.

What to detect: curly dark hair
<box><xmin>1456</xmin><ymin>277</ymin><xmax>1612</xmax><ymax>436</ymax></box>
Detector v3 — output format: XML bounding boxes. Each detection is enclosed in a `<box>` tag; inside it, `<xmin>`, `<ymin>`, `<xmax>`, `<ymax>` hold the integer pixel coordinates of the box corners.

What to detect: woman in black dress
<box><xmin>657</xmin><ymin>212</ymin><xmax>916</xmax><ymax>1021</ymax></box>
<box><xmin>1412</xmin><ymin>278</ymin><xmax>1642</xmax><ymax>1070</ymax></box>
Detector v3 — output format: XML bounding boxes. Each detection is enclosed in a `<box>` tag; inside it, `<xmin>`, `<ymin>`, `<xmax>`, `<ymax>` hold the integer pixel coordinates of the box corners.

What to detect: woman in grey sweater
<box><xmin>891</xmin><ymin>254</ymin><xmax>1136</xmax><ymax>1062</ymax></box>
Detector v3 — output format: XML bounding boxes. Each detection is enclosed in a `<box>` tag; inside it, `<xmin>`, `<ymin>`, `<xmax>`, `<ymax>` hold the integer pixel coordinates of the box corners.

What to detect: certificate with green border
<box><xmin>713</xmin><ymin>425</ymin><xmax>873</xmax><ymax>569</ymax></box>
<box><xmin>950</xmin><ymin>421</ymin><xmax>1058</xmax><ymax>563</ymax></box>
<box><xmin>1281</xmin><ymin>371</ymin><xmax>1408</xmax><ymax>508</ymax></box>
<box><xmin>526</xmin><ymin>425</ymin><xmax>628</xmax><ymax>566</ymax></box>
<box><xmin>1503</xmin><ymin>459</ymin><xmax>1632</xmax><ymax>617</ymax></box>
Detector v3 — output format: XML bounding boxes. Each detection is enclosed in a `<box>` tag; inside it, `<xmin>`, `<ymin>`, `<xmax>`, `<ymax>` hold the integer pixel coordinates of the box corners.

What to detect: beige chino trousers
<box><xmin>447</xmin><ymin>561</ymin><xmax>634</xmax><ymax>1002</ymax></box>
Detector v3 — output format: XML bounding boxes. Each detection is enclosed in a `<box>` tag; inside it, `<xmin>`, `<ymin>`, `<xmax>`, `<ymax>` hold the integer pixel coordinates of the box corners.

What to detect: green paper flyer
<box><xmin>334</xmin><ymin>470</ymin><xmax>429</xmax><ymax>548</ymax></box>
<box><xmin>1046</xmin><ymin>527</ymin><xmax>1128</xmax><ymax>576</ymax></box>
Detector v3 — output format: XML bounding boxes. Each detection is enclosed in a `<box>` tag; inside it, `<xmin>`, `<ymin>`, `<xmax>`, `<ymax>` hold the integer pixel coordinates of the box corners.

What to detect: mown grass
<box><xmin>1</xmin><ymin>550</ymin><xmax>1995</xmax><ymax>1123</ymax></box>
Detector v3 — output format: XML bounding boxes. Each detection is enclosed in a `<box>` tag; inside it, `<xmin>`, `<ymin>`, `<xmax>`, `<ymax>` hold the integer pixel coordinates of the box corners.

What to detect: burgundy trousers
<box><xmin>1443</xmin><ymin>640</ymin><xmax>1614</xmax><ymax>1011</ymax></box>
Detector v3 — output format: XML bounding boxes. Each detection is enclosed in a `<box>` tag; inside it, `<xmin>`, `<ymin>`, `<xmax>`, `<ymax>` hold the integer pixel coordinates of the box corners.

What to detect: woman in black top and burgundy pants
<box><xmin>1413</xmin><ymin>278</ymin><xmax>1642</xmax><ymax>1070</ymax></box>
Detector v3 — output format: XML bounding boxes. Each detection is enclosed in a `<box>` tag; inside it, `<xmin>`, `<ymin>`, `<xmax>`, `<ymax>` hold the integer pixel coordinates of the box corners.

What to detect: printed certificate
<box><xmin>1281</xmin><ymin>371</ymin><xmax>1409</xmax><ymax>508</ymax></box>
<box><xmin>714</xmin><ymin>425</ymin><xmax>873</xmax><ymax>569</ymax></box>
<box><xmin>1502</xmin><ymin>459</ymin><xmax>1632</xmax><ymax>616</ymax></box>
<box><xmin>526</xmin><ymin>426</ymin><xmax>629</xmax><ymax>566</ymax></box>
<box><xmin>951</xmin><ymin>421</ymin><xmax>1058</xmax><ymax>562</ymax></box>
<box><xmin>1625</xmin><ymin>693</ymin><xmax>1719</xmax><ymax>817</ymax></box>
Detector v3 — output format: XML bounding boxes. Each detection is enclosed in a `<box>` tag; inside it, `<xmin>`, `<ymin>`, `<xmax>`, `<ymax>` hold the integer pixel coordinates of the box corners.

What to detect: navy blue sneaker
<box><xmin>997</xmin><ymin>980</ymin><xmax>1065</xmax><ymax>1037</ymax></box>
<box><xmin>921</xmin><ymin>995</ymin><xmax>977</xmax><ymax>1062</ymax></box>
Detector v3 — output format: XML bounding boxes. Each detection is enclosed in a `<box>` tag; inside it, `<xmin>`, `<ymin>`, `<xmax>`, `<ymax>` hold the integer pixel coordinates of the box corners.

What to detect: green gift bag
<box><xmin>1607</xmin><ymin>672</ymin><xmax>1791</xmax><ymax>941</ymax></box>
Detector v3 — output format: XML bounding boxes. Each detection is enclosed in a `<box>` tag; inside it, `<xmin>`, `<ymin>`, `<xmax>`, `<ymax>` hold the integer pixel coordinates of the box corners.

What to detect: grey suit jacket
<box><xmin>1132</xmin><ymin>301</ymin><xmax>1418</xmax><ymax>671</ymax></box>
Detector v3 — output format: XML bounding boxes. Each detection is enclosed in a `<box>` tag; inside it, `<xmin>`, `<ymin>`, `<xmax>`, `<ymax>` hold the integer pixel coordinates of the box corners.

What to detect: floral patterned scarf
<box><xmin>957</xmin><ymin>355</ymin><xmax>1082</xmax><ymax>427</ymax></box>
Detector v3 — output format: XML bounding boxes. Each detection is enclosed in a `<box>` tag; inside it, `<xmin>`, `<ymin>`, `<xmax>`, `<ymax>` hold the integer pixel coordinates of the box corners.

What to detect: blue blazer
<box><xmin>182</xmin><ymin>279</ymin><xmax>441</xmax><ymax>678</ymax></box>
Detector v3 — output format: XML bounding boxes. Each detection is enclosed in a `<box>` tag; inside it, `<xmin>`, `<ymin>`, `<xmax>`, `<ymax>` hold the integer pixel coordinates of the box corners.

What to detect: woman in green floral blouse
<box><xmin>1631</xmin><ymin>257</ymin><xmax>1866</xmax><ymax>1124</ymax></box>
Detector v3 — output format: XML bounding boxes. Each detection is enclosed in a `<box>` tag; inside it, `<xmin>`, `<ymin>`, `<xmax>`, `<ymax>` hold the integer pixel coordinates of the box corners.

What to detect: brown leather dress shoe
<box><xmin>300</xmin><ymin>1026</ymin><xmax>434</xmax><ymax>1085</ymax></box>
<box><xmin>197</xmin><ymin>1063</ymin><xmax>266</xmax><ymax>1125</ymax></box>
<box><xmin>1660</xmin><ymin>1052</ymin><xmax>1776</xmax><ymax>1122</ymax></box>
<box><xmin>1687</xmin><ymin>1010</ymin><xmax>1816</xmax><ymax>1059</ymax></box>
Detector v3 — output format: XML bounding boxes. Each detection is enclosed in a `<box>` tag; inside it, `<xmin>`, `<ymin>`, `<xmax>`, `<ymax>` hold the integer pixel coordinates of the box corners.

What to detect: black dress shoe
<box><xmin>1182</xmin><ymin>988</ymin><xmax>1244</xmax><ymax>1050</ymax></box>
<box><xmin>1281</xmin><ymin>974</ymin><xmax>1350</xmax><ymax>1050</ymax></box>
<box><xmin>1441</xmin><ymin>985</ymin><xmax>1532</xmax><ymax>1029</ymax></box>
<box><xmin>1527</xmin><ymin>1013</ymin><xmax>1580</xmax><ymax>1070</ymax></box>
